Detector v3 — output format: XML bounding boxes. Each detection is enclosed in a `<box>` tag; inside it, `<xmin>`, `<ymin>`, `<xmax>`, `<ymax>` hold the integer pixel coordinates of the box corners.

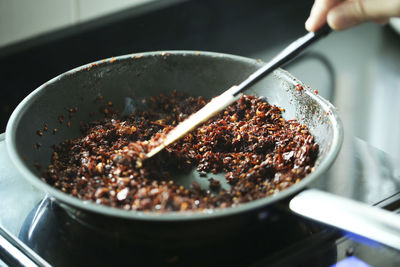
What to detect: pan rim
<box><xmin>5</xmin><ymin>50</ymin><xmax>343</xmax><ymax>221</ymax></box>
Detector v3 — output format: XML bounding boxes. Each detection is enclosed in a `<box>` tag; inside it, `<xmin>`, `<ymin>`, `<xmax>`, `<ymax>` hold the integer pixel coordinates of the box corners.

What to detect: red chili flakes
<box><xmin>296</xmin><ymin>84</ymin><xmax>303</xmax><ymax>92</ymax></box>
<box><xmin>34</xmin><ymin>143</ymin><xmax>41</xmax><ymax>150</ymax></box>
<box><xmin>314</xmin><ymin>90</ymin><xmax>319</xmax><ymax>95</ymax></box>
<box><xmin>58</xmin><ymin>116</ymin><xmax>65</xmax><ymax>124</ymax></box>
<box><xmin>43</xmin><ymin>93</ymin><xmax>318</xmax><ymax>213</ymax></box>
<box><xmin>208</xmin><ymin>178</ymin><xmax>221</xmax><ymax>190</ymax></box>
<box><xmin>87</xmin><ymin>63</ymin><xmax>97</xmax><ymax>71</ymax></box>
<box><xmin>34</xmin><ymin>161</ymin><xmax>41</xmax><ymax>170</ymax></box>
<box><xmin>67</xmin><ymin>107</ymin><xmax>78</xmax><ymax>118</ymax></box>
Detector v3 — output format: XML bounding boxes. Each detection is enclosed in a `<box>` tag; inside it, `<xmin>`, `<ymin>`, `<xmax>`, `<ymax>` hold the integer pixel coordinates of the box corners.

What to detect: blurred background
<box><xmin>0</xmin><ymin>0</ymin><xmax>158</xmax><ymax>48</ymax></box>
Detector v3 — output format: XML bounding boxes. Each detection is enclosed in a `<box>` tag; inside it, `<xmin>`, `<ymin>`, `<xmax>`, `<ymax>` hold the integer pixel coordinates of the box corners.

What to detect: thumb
<box><xmin>327</xmin><ymin>0</ymin><xmax>400</xmax><ymax>30</ymax></box>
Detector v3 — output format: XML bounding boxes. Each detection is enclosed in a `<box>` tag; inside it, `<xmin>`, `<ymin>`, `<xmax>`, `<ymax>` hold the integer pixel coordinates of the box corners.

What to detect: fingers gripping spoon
<box><xmin>146</xmin><ymin>25</ymin><xmax>332</xmax><ymax>159</ymax></box>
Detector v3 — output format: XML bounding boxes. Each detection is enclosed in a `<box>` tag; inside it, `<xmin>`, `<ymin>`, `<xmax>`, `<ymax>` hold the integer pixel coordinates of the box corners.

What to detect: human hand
<box><xmin>305</xmin><ymin>0</ymin><xmax>400</xmax><ymax>31</ymax></box>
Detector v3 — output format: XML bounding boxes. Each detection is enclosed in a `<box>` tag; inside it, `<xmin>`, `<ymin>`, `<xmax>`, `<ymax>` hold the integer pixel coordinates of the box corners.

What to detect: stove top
<box><xmin>17</xmin><ymin>196</ymin><xmax>331</xmax><ymax>266</ymax></box>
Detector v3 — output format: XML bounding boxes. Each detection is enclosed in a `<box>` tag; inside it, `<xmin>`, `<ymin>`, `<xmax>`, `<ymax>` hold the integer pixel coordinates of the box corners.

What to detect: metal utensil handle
<box><xmin>232</xmin><ymin>24</ymin><xmax>331</xmax><ymax>96</ymax></box>
<box><xmin>290</xmin><ymin>189</ymin><xmax>400</xmax><ymax>251</ymax></box>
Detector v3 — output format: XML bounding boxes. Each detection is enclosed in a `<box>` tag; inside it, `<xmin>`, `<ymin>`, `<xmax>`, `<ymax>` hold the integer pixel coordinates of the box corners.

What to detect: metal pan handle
<box><xmin>290</xmin><ymin>189</ymin><xmax>400</xmax><ymax>251</ymax></box>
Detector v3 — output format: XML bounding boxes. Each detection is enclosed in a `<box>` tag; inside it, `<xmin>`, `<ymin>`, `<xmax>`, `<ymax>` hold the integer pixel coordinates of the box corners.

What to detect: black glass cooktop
<box><xmin>18</xmin><ymin>196</ymin><xmax>333</xmax><ymax>267</ymax></box>
<box><xmin>14</xmin><ymin>189</ymin><xmax>400</xmax><ymax>266</ymax></box>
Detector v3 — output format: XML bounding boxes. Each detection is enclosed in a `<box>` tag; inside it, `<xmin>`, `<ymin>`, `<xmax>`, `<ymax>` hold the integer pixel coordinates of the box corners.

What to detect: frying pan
<box><xmin>5</xmin><ymin>51</ymin><xmax>400</xmax><ymax>250</ymax></box>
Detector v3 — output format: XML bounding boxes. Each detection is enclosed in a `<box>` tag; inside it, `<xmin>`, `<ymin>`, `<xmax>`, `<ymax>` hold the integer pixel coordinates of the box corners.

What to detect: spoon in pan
<box><xmin>146</xmin><ymin>24</ymin><xmax>332</xmax><ymax>159</ymax></box>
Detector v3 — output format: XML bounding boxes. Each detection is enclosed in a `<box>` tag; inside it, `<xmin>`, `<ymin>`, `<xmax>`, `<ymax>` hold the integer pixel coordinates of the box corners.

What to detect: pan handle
<box><xmin>289</xmin><ymin>189</ymin><xmax>400</xmax><ymax>250</ymax></box>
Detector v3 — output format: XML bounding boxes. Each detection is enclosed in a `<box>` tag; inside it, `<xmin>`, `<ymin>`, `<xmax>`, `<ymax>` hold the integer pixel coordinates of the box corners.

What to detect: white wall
<box><xmin>0</xmin><ymin>0</ymin><xmax>156</xmax><ymax>48</ymax></box>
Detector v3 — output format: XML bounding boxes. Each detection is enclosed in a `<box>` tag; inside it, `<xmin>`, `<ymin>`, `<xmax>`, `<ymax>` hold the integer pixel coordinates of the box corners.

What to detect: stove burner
<box><xmin>18</xmin><ymin>197</ymin><xmax>337</xmax><ymax>266</ymax></box>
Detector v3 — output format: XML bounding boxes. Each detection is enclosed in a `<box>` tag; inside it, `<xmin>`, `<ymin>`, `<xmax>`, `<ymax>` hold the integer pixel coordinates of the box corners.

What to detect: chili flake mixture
<box><xmin>42</xmin><ymin>92</ymin><xmax>318</xmax><ymax>212</ymax></box>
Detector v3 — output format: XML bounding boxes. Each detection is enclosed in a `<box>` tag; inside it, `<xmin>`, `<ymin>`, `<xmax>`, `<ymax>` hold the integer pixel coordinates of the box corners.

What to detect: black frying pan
<box><xmin>7</xmin><ymin>51</ymin><xmax>399</xmax><ymax>250</ymax></box>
